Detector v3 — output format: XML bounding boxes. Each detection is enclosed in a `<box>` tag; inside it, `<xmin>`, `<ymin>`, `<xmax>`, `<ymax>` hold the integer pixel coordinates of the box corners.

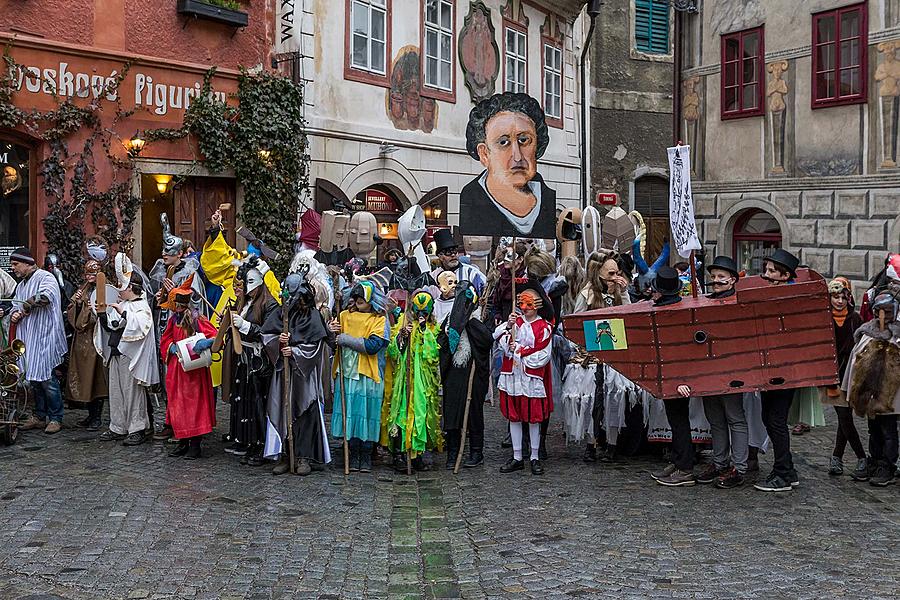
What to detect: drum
<box><xmin>174</xmin><ymin>334</ymin><xmax>213</xmax><ymax>372</ymax></box>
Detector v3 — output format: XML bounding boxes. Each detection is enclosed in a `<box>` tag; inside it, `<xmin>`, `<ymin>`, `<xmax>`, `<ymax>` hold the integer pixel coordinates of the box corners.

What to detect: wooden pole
<box><xmin>332</xmin><ymin>273</ymin><xmax>350</xmax><ymax>476</ymax></box>
<box><xmin>453</xmin><ymin>363</ymin><xmax>477</xmax><ymax>474</ymax></box>
<box><xmin>282</xmin><ymin>303</ymin><xmax>296</xmax><ymax>475</ymax></box>
<box><xmin>689</xmin><ymin>250</ymin><xmax>698</xmax><ymax>299</ymax></box>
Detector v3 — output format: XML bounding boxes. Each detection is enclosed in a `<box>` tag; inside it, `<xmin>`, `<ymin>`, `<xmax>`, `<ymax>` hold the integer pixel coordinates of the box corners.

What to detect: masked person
<box><xmin>10</xmin><ymin>248</ymin><xmax>68</xmax><ymax>434</ymax></box>
<box><xmin>431</xmin><ymin>229</ymin><xmax>486</xmax><ymax>297</ymax></box>
<box><xmin>221</xmin><ymin>256</ymin><xmax>279</xmax><ymax>466</ymax></box>
<box><xmin>438</xmin><ymin>281</ymin><xmax>492</xmax><ymax>469</ymax></box>
<box><xmin>821</xmin><ymin>277</ymin><xmax>866</xmax><ymax>477</ymax></box>
<box><xmin>160</xmin><ymin>280</ymin><xmax>217</xmax><ymax>459</ymax></box>
<box><xmin>387</xmin><ymin>290</ymin><xmax>444</xmax><ymax>472</ymax></box>
<box><xmin>96</xmin><ymin>261</ymin><xmax>159</xmax><ymax>447</ymax></box>
<box><xmin>66</xmin><ymin>259</ymin><xmax>108</xmax><ymax>430</ymax></box>
<box><xmin>666</xmin><ymin>257</ymin><xmax>749</xmax><ymax>489</ymax></box>
<box><xmin>262</xmin><ymin>270</ymin><xmax>333</xmax><ymax>476</ymax></box>
<box><xmin>844</xmin><ymin>292</ymin><xmax>900</xmax><ymax>486</ymax></box>
<box><xmin>750</xmin><ymin>249</ymin><xmax>802</xmax><ymax>492</ymax></box>
<box><xmin>329</xmin><ymin>280</ymin><xmax>389</xmax><ymax>473</ymax></box>
<box><xmin>494</xmin><ymin>280</ymin><xmax>554</xmax><ymax>475</ymax></box>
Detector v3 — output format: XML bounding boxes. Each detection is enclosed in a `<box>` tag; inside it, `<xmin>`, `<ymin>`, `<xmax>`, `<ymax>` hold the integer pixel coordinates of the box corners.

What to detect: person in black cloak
<box><xmin>438</xmin><ymin>280</ymin><xmax>493</xmax><ymax>469</ymax></box>
<box><xmin>262</xmin><ymin>268</ymin><xmax>335</xmax><ymax>476</ymax></box>
<box><xmin>224</xmin><ymin>256</ymin><xmax>279</xmax><ymax>465</ymax></box>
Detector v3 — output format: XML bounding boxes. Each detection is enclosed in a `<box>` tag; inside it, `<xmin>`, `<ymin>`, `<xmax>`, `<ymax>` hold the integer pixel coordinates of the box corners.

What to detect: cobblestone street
<box><xmin>1</xmin><ymin>403</ymin><xmax>899</xmax><ymax>600</ymax></box>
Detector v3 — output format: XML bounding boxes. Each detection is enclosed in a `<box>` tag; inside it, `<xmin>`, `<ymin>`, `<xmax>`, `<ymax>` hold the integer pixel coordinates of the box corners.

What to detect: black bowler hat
<box><xmin>766</xmin><ymin>248</ymin><xmax>799</xmax><ymax>278</ymax></box>
<box><xmin>706</xmin><ymin>255</ymin><xmax>740</xmax><ymax>279</ymax></box>
<box><xmin>651</xmin><ymin>266</ymin><xmax>682</xmax><ymax>296</ymax></box>
<box><xmin>432</xmin><ymin>228</ymin><xmax>459</xmax><ymax>254</ymax></box>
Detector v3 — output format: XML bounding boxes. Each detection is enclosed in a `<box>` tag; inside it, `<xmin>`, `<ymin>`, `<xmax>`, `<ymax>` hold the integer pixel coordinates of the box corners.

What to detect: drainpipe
<box><xmin>580</xmin><ymin>0</ymin><xmax>603</xmax><ymax>210</ymax></box>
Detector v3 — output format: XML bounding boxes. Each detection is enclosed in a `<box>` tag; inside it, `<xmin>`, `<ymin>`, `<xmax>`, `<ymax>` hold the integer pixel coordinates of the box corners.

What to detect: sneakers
<box><xmin>715</xmin><ymin>467</ymin><xmax>745</xmax><ymax>489</ymax></box>
<box><xmin>122</xmin><ymin>431</ymin><xmax>145</xmax><ymax>446</ymax></box>
<box><xmin>500</xmin><ymin>458</ymin><xmax>524</xmax><ymax>473</ymax></box>
<box><xmin>870</xmin><ymin>463</ymin><xmax>896</xmax><ymax>487</ymax></box>
<box><xmin>21</xmin><ymin>416</ymin><xmax>46</xmax><ymax>431</ymax></box>
<box><xmin>44</xmin><ymin>421</ymin><xmax>62</xmax><ymax>434</ymax></box>
<box><xmin>656</xmin><ymin>469</ymin><xmax>696</xmax><ymax>487</ymax></box>
<box><xmin>651</xmin><ymin>463</ymin><xmax>677</xmax><ymax>482</ymax></box>
<box><xmin>754</xmin><ymin>473</ymin><xmax>792</xmax><ymax>492</ymax></box>
<box><xmin>463</xmin><ymin>450</ymin><xmax>484</xmax><ymax>468</ymax></box>
<box><xmin>99</xmin><ymin>429</ymin><xmax>126</xmax><ymax>441</ymax></box>
<box><xmin>694</xmin><ymin>463</ymin><xmax>721</xmax><ymax>484</ymax></box>
<box><xmin>851</xmin><ymin>457</ymin><xmax>871</xmax><ymax>481</ymax></box>
<box><xmin>787</xmin><ymin>470</ymin><xmax>800</xmax><ymax>487</ymax></box>
<box><xmin>224</xmin><ymin>442</ymin><xmax>247</xmax><ymax>455</ymax></box>
<box><xmin>828</xmin><ymin>456</ymin><xmax>844</xmax><ymax>476</ymax></box>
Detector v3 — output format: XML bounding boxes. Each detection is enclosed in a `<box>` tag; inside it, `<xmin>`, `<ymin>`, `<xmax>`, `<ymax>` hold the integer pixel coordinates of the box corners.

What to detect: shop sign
<box><xmin>2</xmin><ymin>36</ymin><xmax>237</xmax><ymax>123</ymax></box>
<box><xmin>365</xmin><ymin>189</ymin><xmax>399</xmax><ymax>213</ymax></box>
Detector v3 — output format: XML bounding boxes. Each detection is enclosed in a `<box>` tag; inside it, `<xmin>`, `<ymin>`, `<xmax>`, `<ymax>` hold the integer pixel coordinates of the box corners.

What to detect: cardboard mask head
<box><xmin>437</xmin><ymin>270</ymin><xmax>458</xmax><ymax>298</ymax></box>
<box><xmin>348</xmin><ymin>211</ymin><xmax>377</xmax><ymax>257</ymax></box>
<box><xmin>582</xmin><ymin>206</ymin><xmax>601</xmax><ymax>256</ymax></box>
<box><xmin>320</xmin><ymin>211</ymin><xmax>350</xmax><ymax>253</ymax></box>
<box><xmin>601</xmin><ymin>207</ymin><xmax>637</xmax><ymax>253</ymax></box>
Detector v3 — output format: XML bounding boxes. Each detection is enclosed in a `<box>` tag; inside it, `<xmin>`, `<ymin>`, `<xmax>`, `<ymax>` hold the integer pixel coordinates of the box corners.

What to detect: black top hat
<box><xmin>651</xmin><ymin>266</ymin><xmax>682</xmax><ymax>296</ymax></box>
<box><xmin>432</xmin><ymin>228</ymin><xmax>459</xmax><ymax>253</ymax></box>
<box><xmin>705</xmin><ymin>255</ymin><xmax>740</xmax><ymax>279</ymax></box>
<box><xmin>766</xmin><ymin>248</ymin><xmax>799</xmax><ymax>278</ymax></box>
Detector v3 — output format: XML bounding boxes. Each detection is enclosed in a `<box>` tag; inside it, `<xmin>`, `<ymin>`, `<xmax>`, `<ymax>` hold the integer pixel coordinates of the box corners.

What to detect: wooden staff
<box><xmin>453</xmin><ymin>362</ymin><xmax>477</xmax><ymax>474</ymax></box>
<box><xmin>401</xmin><ymin>242</ymin><xmax>422</xmax><ymax>476</ymax></box>
<box><xmin>281</xmin><ymin>299</ymin><xmax>296</xmax><ymax>475</ymax></box>
<box><xmin>689</xmin><ymin>250</ymin><xmax>698</xmax><ymax>299</ymax></box>
<box><xmin>331</xmin><ymin>271</ymin><xmax>350</xmax><ymax>476</ymax></box>
<box><xmin>95</xmin><ymin>272</ymin><xmax>108</xmax><ymax>310</ymax></box>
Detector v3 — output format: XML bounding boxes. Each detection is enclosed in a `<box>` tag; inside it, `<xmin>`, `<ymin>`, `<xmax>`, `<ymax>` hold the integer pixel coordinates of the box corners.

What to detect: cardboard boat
<box><xmin>562</xmin><ymin>268</ymin><xmax>839</xmax><ymax>400</ymax></box>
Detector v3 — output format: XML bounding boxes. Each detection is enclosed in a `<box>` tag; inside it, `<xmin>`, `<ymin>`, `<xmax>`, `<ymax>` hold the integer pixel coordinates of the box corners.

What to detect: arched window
<box><xmin>633</xmin><ymin>174</ymin><xmax>669</xmax><ymax>262</ymax></box>
<box><xmin>732</xmin><ymin>208</ymin><xmax>782</xmax><ymax>275</ymax></box>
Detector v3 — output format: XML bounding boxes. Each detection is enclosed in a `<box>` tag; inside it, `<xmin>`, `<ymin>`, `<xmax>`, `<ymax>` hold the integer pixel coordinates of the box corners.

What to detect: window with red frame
<box><xmin>721</xmin><ymin>26</ymin><xmax>764</xmax><ymax>119</ymax></box>
<box><xmin>812</xmin><ymin>3</ymin><xmax>867</xmax><ymax>107</ymax></box>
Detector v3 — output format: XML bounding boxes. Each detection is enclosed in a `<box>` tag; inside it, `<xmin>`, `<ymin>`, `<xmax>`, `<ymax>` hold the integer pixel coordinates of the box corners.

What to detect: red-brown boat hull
<box><xmin>562</xmin><ymin>269</ymin><xmax>839</xmax><ymax>399</ymax></box>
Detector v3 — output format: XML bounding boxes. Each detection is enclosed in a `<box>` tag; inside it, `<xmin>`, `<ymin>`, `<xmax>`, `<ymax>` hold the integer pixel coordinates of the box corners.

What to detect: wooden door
<box><xmin>174</xmin><ymin>177</ymin><xmax>237</xmax><ymax>250</ymax></box>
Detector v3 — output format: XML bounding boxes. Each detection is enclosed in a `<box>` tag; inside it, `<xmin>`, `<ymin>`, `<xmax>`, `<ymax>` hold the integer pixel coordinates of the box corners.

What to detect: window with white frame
<box><xmin>351</xmin><ymin>0</ymin><xmax>387</xmax><ymax>75</ymax></box>
<box><xmin>505</xmin><ymin>26</ymin><xmax>527</xmax><ymax>93</ymax></box>
<box><xmin>424</xmin><ymin>0</ymin><xmax>453</xmax><ymax>91</ymax></box>
<box><xmin>544</xmin><ymin>43</ymin><xmax>562</xmax><ymax>121</ymax></box>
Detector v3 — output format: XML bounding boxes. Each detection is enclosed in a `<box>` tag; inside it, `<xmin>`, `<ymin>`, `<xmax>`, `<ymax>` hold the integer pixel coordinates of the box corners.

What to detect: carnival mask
<box><xmin>320</xmin><ymin>211</ymin><xmax>350</xmax><ymax>253</ymax></box>
<box><xmin>160</xmin><ymin>213</ymin><xmax>185</xmax><ymax>256</ymax></box>
<box><xmin>517</xmin><ymin>290</ymin><xmax>542</xmax><ymax>311</ymax></box>
<box><xmin>411</xmin><ymin>291</ymin><xmax>435</xmax><ymax>319</ymax></box>
<box><xmin>350</xmin><ymin>280</ymin><xmax>376</xmax><ymax>305</ymax></box>
<box><xmin>348</xmin><ymin>211</ymin><xmax>377</xmax><ymax>257</ymax></box>
<box><xmin>437</xmin><ymin>271</ymin><xmax>458</xmax><ymax>297</ymax></box>
<box><xmin>86</xmin><ymin>239</ymin><xmax>108</xmax><ymax>262</ymax></box>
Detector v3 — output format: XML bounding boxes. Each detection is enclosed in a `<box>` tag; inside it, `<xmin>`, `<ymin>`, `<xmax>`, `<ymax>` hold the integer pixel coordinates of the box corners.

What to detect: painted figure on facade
<box><xmin>876</xmin><ymin>41</ymin><xmax>900</xmax><ymax>168</ymax></box>
<box><xmin>766</xmin><ymin>60</ymin><xmax>789</xmax><ymax>174</ymax></box>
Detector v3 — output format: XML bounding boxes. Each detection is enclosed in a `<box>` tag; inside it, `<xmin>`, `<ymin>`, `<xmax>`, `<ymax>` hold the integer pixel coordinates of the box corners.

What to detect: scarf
<box><xmin>831</xmin><ymin>307</ymin><xmax>848</xmax><ymax>328</ymax></box>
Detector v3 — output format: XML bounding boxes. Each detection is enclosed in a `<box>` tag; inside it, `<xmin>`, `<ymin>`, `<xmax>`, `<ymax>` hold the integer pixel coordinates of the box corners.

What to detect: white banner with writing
<box><xmin>276</xmin><ymin>0</ymin><xmax>302</xmax><ymax>54</ymax></box>
<box><xmin>667</xmin><ymin>144</ymin><xmax>702</xmax><ymax>258</ymax></box>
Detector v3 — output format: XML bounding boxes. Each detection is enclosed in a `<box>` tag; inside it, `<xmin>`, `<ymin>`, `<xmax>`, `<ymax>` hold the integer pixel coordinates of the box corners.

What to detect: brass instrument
<box><xmin>0</xmin><ymin>339</ymin><xmax>24</xmax><ymax>390</ymax></box>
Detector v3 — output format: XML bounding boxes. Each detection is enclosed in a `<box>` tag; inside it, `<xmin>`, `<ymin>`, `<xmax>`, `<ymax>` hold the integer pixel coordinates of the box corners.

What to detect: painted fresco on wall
<box><xmin>458</xmin><ymin>92</ymin><xmax>557</xmax><ymax>239</ymax></box>
<box><xmin>682</xmin><ymin>76</ymin><xmax>701</xmax><ymax>176</ymax></box>
<box><xmin>458</xmin><ymin>1</ymin><xmax>500</xmax><ymax>104</ymax></box>
<box><xmin>386</xmin><ymin>46</ymin><xmax>437</xmax><ymax>133</ymax></box>
<box><xmin>766</xmin><ymin>60</ymin><xmax>789</xmax><ymax>175</ymax></box>
<box><xmin>876</xmin><ymin>41</ymin><xmax>900</xmax><ymax>169</ymax></box>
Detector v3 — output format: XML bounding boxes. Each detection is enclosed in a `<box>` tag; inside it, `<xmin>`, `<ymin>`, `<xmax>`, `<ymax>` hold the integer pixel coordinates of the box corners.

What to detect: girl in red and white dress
<box><xmin>494</xmin><ymin>280</ymin><xmax>554</xmax><ymax>475</ymax></box>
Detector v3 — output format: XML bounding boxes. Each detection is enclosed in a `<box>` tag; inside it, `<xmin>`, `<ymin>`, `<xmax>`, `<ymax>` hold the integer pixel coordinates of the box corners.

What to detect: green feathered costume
<box><xmin>387</xmin><ymin>314</ymin><xmax>445</xmax><ymax>456</ymax></box>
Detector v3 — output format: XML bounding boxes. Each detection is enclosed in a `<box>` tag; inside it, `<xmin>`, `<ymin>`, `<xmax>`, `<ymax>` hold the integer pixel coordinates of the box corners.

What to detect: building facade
<box><xmin>590</xmin><ymin>0</ymin><xmax>675</xmax><ymax>260</ymax></box>
<box><xmin>291</xmin><ymin>0</ymin><xmax>587</xmax><ymax>254</ymax></box>
<box><xmin>0</xmin><ymin>0</ymin><xmax>273</xmax><ymax>272</ymax></box>
<box><xmin>681</xmin><ymin>0</ymin><xmax>900</xmax><ymax>293</ymax></box>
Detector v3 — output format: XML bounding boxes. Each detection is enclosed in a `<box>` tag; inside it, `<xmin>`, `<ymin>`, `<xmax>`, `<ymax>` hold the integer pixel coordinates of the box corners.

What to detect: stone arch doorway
<box><xmin>633</xmin><ymin>173</ymin><xmax>669</xmax><ymax>262</ymax></box>
<box><xmin>731</xmin><ymin>208</ymin><xmax>783</xmax><ymax>275</ymax></box>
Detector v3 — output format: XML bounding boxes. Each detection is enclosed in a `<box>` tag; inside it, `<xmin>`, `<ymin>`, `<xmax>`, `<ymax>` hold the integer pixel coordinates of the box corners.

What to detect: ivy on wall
<box><xmin>2</xmin><ymin>50</ymin><xmax>310</xmax><ymax>280</ymax></box>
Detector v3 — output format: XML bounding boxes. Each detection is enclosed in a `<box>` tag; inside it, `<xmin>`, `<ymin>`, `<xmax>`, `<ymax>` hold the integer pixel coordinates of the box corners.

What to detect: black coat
<box><xmin>437</xmin><ymin>317</ymin><xmax>493</xmax><ymax>430</ymax></box>
<box><xmin>458</xmin><ymin>172</ymin><xmax>557</xmax><ymax>239</ymax></box>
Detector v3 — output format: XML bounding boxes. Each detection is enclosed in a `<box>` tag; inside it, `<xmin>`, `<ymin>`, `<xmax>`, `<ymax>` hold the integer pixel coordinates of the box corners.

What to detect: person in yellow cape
<box><xmin>328</xmin><ymin>279</ymin><xmax>389</xmax><ymax>473</ymax></box>
<box><xmin>200</xmin><ymin>209</ymin><xmax>281</xmax><ymax>386</ymax></box>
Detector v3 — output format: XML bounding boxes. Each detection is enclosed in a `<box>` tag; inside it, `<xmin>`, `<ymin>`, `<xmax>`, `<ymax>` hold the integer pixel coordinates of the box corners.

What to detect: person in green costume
<box><xmin>387</xmin><ymin>290</ymin><xmax>444</xmax><ymax>472</ymax></box>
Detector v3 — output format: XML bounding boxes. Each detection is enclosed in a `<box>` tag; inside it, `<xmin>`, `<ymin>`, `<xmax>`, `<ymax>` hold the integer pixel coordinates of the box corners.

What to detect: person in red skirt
<box><xmin>160</xmin><ymin>280</ymin><xmax>217</xmax><ymax>459</ymax></box>
<box><xmin>493</xmin><ymin>279</ymin><xmax>554</xmax><ymax>475</ymax></box>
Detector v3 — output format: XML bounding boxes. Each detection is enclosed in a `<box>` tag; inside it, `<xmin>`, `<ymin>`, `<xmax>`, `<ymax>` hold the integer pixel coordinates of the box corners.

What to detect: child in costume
<box><xmin>329</xmin><ymin>279</ymin><xmax>389</xmax><ymax>473</ymax></box>
<box><xmin>494</xmin><ymin>280</ymin><xmax>554</xmax><ymax>475</ymax></box>
<box><xmin>160</xmin><ymin>280</ymin><xmax>217</xmax><ymax>459</ymax></box>
<box><xmin>387</xmin><ymin>290</ymin><xmax>444</xmax><ymax>471</ymax></box>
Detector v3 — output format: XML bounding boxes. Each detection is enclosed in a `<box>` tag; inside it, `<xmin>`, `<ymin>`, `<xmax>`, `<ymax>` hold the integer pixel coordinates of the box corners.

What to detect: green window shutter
<box><xmin>635</xmin><ymin>0</ymin><xmax>669</xmax><ymax>54</ymax></box>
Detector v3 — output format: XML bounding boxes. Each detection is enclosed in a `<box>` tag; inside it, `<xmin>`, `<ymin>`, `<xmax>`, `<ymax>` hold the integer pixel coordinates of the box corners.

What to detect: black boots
<box><xmin>445</xmin><ymin>431</ymin><xmax>461</xmax><ymax>470</ymax></box>
<box><xmin>463</xmin><ymin>448</ymin><xmax>484</xmax><ymax>468</ymax></box>
<box><xmin>78</xmin><ymin>399</ymin><xmax>103</xmax><ymax>430</ymax></box>
<box><xmin>348</xmin><ymin>439</ymin><xmax>361</xmax><ymax>472</ymax></box>
<box><xmin>184</xmin><ymin>437</ymin><xmax>202</xmax><ymax>460</ymax></box>
<box><xmin>169</xmin><ymin>439</ymin><xmax>190</xmax><ymax>457</ymax></box>
<box><xmin>359</xmin><ymin>441</ymin><xmax>373</xmax><ymax>473</ymax></box>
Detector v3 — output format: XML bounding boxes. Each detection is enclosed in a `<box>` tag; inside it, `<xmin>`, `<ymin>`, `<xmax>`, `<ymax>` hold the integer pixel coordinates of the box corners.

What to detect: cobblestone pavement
<box><xmin>1</xmin><ymin>402</ymin><xmax>899</xmax><ymax>600</ymax></box>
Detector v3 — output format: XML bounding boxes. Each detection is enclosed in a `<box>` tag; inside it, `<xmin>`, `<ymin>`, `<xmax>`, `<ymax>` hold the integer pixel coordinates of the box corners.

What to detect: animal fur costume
<box><xmin>844</xmin><ymin>318</ymin><xmax>900</xmax><ymax>418</ymax></box>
